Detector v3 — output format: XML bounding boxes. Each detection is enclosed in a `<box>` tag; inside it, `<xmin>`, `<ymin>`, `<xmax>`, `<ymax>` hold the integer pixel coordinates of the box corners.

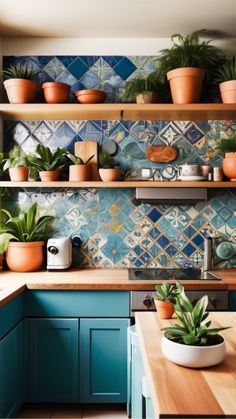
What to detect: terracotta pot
<box><xmin>6</xmin><ymin>241</ymin><xmax>44</xmax><ymax>272</ymax></box>
<box><xmin>42</xmin><ymin>82</ymin><xmax>70</xmax><ymax>104</ymax></box>
<box><xmin>219</xmin><ymin>80</ymin><xmax>236</xmax><ymax>103</ymax></box>
<box><xmin>154</xmin><ymin>299</ymin><xmax>174</xmax><ymax>319</ymax></box>
<box><xmin>9</xmin><ymin>166</ymin><xmax>29</xmax><ymax>181</ymax></box>
<box><xmin>3</xmin><ymin>79</ymin><xmax>38</xmax><ymax>104</ymax></box>
<box><xmin>167</xmin><ymin>67</ymin><xmax>205</xmax><ymax>104</ymax></box>
<box><xmin>75</xmin><ymin>89</ymin><xmax>106</xmax><ymax>104</ymax></box>
<box><xmin>136</xmin><ymin>92</ymin><xmax>158</xmax><ymax>104</ymax></box>
<box><xmin>69</xmin><ymin>164</ymin><xmax>91</xmax><ymax>181</ymax></box>
<box><xmin>222</xmin><ymin>152</ymin><xmax>236</xmax><ymax>180</ymax></box>
<box><xmin>99</xmin><ymin>168</ymin><xmax>121</xmax><ymax>182</ymax></box>
<box><xmin>39</xmin><ymin>171</ymin><xmax>60</xmax><ymax>181</ymax></box>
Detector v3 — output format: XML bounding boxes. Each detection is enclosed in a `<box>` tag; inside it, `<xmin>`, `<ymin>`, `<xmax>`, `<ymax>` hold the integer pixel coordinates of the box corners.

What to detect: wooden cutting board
<box><xmin>146</xmin><ymin>145</ymin><xmax>177</xmax><ymax>163</ymax></box>
<box><xmin>74</xmin><ymin>141</ymin><xmax>100</xmax><ymax>180</ymax></box>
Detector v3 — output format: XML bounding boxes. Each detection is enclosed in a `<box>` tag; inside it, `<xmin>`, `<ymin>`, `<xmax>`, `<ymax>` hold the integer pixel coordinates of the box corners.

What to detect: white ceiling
<box><xmin>0</xmin><ymin>0</ymin><xmax>236</xmax><ymax>38</ymax></box>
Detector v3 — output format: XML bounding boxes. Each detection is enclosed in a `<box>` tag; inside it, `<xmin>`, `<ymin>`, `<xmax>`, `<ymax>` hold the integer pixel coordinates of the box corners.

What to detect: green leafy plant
<box><xmin>215</xmin><ymin>56</ymin><xmax>236</xmax><ymax>82</ymax></box>
<box><xmin>3</xmin><ymin>146</ymin><xmax>29</xmax><ymax>170</ymax></box>
<box><xmin>155</xmin><ymin>282</ymin><xmax>183</xmax><ymax>303</ymax></box>
<box><xmin>3</xmin><ymin>63</ymin><xmax>38</xmax><ymax>80</ymax></box>
<box><xmin>0</xmin><ymin>203</ymin><xmax>55</xmax><ymax>253</ymax></box>
<box><xmin>29</xmin><ymin>144</ymin><xmax>67</xmax><ymax>172</ymax></box>
<box><xmin>216</xmin><ymin>133</ymin><xmax>236</xmax><ymax>153</ymax></box>
<box><xmin>67</xmin><ymin>152</ymin><xmax>95</xmax><ymax>165</ymax></box>
<box><xmin>123</xmin><ymin>72</ymin><xmax>161</xmax><ymax>102</ymax></box>
<box><xmin>162</xmin><ymin>291</ymin><xmax>230</xmax><ymax>346</ymax></box>
<box><xmin>99</xmin><ymin>150</ymin><xmax>117</xmax><ymax>169</ymax></box>
<box><xmin>158</xmin><ymin>31</ymin><xmax>223</xmax><ymax>76</ymax></box>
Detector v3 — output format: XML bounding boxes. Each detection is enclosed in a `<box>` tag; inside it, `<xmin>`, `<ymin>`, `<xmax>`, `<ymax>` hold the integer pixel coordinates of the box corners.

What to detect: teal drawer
<box><xmin>24</xmin><ymin>290</ymin><xmax>130</xmax><ymax>317</ymax></box>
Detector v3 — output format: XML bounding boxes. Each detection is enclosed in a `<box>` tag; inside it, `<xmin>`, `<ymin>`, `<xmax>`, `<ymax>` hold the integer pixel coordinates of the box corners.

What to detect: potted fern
<box><xmin>3</xmin><ymin>63</ymin><xmax>39</xmax><ymax>103</ymax></box>
<box><xmin>157</xmin><ymin>31</ymin><xmax>222</xmax><ymax>103</ymax></box>
<box><xmin>123</xmin><ymin>73</ymin><xmax>159</xmax><ymax>103</ymax></box>
<box><xmin>99</xmin><ymin>150</ymin><xmax>121</xmax><ymax>181</ymax></box>
<box><xmin>29</xmin><ymin>144</ymin><xmax>67</xmax><ymax>181</ymax></box>
<box><xmin>216</xmin><ymin>56</ymin><xmax>236</xmax><ymax>103</ymax></box>
<box><xmin>162</xmin><ymin>290</ymin><xmax>230</xmax><ymax>368</ymax></box>
<box><xmin>67</xmin><ymin>152</ymin><xmax>95</xmax><ymax>181</ymax></box>
<box><xmin>154</xmin><ymin>282</ymin><xmax>183</xmax><ymax>319</ymax></box>
<box><xmin>216</xmin><ymin>132</ymin><xmax>236</xmax><ymax>181</ymax></box>
<box><xmin>0</xmin><ymin>203</ymin><xmax>55</xmax><ymax>272</ymax></box>
<box><xmin>3</xmin><ymin>145</ymin><xmax>30</xmax><ymax>181</ymax></box>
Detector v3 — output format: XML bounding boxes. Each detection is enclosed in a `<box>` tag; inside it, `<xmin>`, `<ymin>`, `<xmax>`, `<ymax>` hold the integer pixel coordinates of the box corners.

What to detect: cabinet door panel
<box><xmin>229</xmin><ymin>291</ymin><xmax>236</xmax><ymax>311</ymax></box>
<box><xmin>26</xmin><ymin>318</ymin><xmax>78</xmax><ymax>402</ymax></box>
<box><xmin>80</xmin><ymin>318</ymin><xmax>129</xmax><ymax>403</ymax></box>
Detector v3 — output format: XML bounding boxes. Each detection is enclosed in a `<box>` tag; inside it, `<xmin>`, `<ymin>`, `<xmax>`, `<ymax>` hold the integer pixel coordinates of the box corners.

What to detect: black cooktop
<box><xmin>128</xmin><ymin>268</ymin><xmax>220</xmax><ymax>281</ymax></box>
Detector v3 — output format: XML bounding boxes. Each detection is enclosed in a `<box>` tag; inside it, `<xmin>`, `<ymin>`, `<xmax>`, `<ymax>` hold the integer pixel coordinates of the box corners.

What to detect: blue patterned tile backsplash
<box><xmin>3</xmin><ymin>54</ymin><xmax>236</xmax><ymax>268</ymax></box>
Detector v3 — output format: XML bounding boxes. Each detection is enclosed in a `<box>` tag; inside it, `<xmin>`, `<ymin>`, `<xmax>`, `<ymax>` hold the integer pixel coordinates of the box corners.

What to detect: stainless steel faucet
<box><xmin>203</xmin><ymin>236</ymin><xmax>213</xmax><ymax>271</ymax></box>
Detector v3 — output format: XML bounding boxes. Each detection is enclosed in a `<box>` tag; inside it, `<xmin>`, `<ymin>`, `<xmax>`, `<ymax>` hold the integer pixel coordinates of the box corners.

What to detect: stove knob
<box><xmin>142</xmin><ymin>295</ymin><xmax>153</xmax><ymax>310</ymax></box>
<box><xmin>48</xmin><ymin>246</ymin><xmax>58</xmax><ymax>255</ymax></box>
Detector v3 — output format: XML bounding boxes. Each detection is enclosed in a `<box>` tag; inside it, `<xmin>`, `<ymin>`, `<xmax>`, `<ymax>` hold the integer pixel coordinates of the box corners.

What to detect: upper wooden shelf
<box><xmin>0</xmin><ymin>181</ymin><xmax>235</xmax><ymax>188</ymax></box>
<box><xmin>0</xmin><ymin>103</ymin><xmax>236</xmax><ymax>121</ymax></box>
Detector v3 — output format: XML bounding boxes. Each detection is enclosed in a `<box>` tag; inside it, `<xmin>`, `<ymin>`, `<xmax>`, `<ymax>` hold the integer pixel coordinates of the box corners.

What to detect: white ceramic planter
<box><xmin>161</xmin><ymin>335</ymin><xmax>226</xmax><ymax>368</ymax></box>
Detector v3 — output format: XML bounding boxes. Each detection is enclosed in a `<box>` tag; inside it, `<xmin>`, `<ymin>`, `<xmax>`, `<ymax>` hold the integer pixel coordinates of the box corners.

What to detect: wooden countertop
<box><xmin>0</xmin><ymin>268</ymin><xmax>235</xmax><ymax>307</ymax></box>
<box><xmin>135</xmin><ymin>311</ymin><xmax>236</xmax><ymax>418</ymax></box>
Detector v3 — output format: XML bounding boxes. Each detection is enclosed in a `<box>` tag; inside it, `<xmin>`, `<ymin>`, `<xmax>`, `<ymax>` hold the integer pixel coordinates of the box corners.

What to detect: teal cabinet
<box><xmin>25</xmin><ymin>318</ymin><xmax>79</xmax><ymax>402</ymax></box>
<box><xmin>0</xmin><ymin>322</ymin><xmax>23</xmax><ymax>418</ymax></box>
<box><xmin>229</xmin><ymin>291</ymin><xmax>236</xmax><ymax>311</ymax></box>
<box><xmin>80</xmin><ymin>318</ymin><xmax>130</xmax><ymax>403</ymax></box>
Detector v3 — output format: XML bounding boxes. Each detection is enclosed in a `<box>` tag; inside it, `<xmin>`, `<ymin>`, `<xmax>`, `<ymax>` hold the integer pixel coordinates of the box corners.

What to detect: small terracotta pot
<box><xmin>222</xmin><ymin>152</ymin><xmax>236</xmax><ymax>180</ymax></box>
<box><xmin>219</xmin><ymin>80</ymin><xmax>236</xmax><ymax>103</ymax></box>
<box><xmin>167</xmin><ymin>67</ymin><xmax>205</xmax><ymax>104</ymax></box>
<box><xmin>75</xmin><ymin>89</ymin><xmax>106</xmax><ymax>104</ymax></box>
<box><xmin>9</xmin><ymin>166</ymin><xmax>29</xmax><ymax>181</ymax></box>
<box><xmin>6</xmin><ymin>241</ymin><xmax>44</xmax><ymax>272</ymax></box>
<box><xmin>39</xmin><ymin>171</ymin><xmax>60</xmax><ymax>181</ymax></box>
<box><xmin>42</xmin><ymin>82</ymin><xmax>70</xmax><ymax>104</ymax></box>
<box><xmin>99</xmin><ymin>168</ymin><xmax>121</xmax><ymax>182</ymax></box>
<box><xmin>154</xmin><ymin>299</ymin><xmax>174</xmax><ymax>319</ymax></box>
<box><xmin>69</xmin><ymin>164</ymin><xmax>91</xmax><ymax>181</ymax></box>
<box><xmin>3</xmin><ymin>79</ymin><xmax>38</xmax><ymax>104</ymax></box>
<box><xmin>136</xmin><ymin>92</ymin><xmax>158</xmax><ymax>104</ymax></box>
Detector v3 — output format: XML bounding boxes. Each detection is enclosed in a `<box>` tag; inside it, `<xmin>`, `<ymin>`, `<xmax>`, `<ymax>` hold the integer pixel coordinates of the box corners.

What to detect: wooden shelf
<box><xmin>0</xmin><ymin>103</ymin><xmax>236</xmax><ymax>121</ymax></box>
<box><xmin>0</xmin><ymin>181</ymin><xmax>235</xmax><ymax>188</ymax></box>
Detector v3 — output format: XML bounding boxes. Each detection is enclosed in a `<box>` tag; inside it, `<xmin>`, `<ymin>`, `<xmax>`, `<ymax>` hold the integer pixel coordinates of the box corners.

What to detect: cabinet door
<box><xmin>80</xmin><ymin>318</ymin><xmax>130</xmax><ymax>403</ymax></box>
<box><xmin>26</xmin><ymin>318</ymin><xmax>79</xmax><ymax>402</ymax></box>
<box><xmin>229</xmin><ymin>291</ymin><xmax>236</xmax><ymax>311</ymax></box>
<box><xmin>0</xmin><ymin>322</ymin><xmax>23</xmax><ymax>418</ymax></box>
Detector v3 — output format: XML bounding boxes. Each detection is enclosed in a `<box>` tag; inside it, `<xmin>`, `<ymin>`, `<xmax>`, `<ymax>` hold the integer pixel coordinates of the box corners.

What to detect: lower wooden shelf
<box><xmin>0</xmin><ymin>181</ymin><xmax>235</xmax><ymax>188</ymax></box>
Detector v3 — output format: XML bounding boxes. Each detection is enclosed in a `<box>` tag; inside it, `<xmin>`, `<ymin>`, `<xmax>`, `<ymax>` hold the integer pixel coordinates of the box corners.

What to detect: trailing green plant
<box><xmin>155</xmin><ymin>282</ymin><xmax>183</xmax><ymax>303</ymax></box>
<box><xmin>216</xmin><ymin>133</ymin><xmax>236</xmax><ymax>153</ymax></box>
<box><xmin>158</xmin><ymin>31</ymin><xmax>223</xmax><ymax>76</ymax></box>
<box><xmin>215</xmin><ymin>56</ymin><xmax>236</xmax><ymax>82</ymax></box>
<box><xmin>0</xmin><ymin>203</ymin><xmax>55</xmax><ymax>253</ymax></box>
<box><xmin>162</xmin><ymin>291</ymin><xmax>230</xmax><ymax>346</ymax></box>
<box><xmin>29</xmin><ymin>144</ymin><xmax>67</xmax><ymax>172</ymax></box>
<box><xmin>3</xmin><ymin>146</ymin><xmax>29</xmax><ymax>170</ymax></box>
<box><xmin>67</xmin><ymin>152</ymin><xmax>95</xmax><ymax>165</ymax></box>
<box><xmin>99</xmin><ymin>150</ymin><xmax>117</xmax><ymax>169</ymax></box>
<box><xmin>3</xmin><ymin>63</ymin><xmax>38</xmax><ymax>80</ymax></box>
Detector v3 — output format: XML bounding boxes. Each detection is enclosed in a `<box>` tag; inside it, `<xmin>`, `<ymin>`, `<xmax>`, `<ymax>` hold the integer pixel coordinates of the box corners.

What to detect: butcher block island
<box><xmin>135</xmin><ymin>312</ymin><xmax>236</xmax><ymax>418</ymax></box>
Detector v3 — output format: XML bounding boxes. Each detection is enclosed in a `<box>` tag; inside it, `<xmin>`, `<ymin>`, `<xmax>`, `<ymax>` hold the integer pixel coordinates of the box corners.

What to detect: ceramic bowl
<box><xmin>75</xmin><ymin>89</ymin><xmax>106</xmax><ymax>104</ymax></box>
<box><xmin>180</xmin><ymin>164</ymin><xmax>199</xmax><ymax>176</ymax></box>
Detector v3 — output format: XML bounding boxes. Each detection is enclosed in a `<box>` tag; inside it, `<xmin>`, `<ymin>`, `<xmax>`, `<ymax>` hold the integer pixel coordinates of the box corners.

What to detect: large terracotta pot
<box><xmin>154</xmin><ymin>299</ymin><xmax>174</xmax><ymax>319</ymax></box>
<box><xmin>42</xmin><ymin>82</ymin><xmax>70</xmax><ymax>103</ymax></box>
<box><xmin>9</xmin><ymin>166</ymin><xmax>29</xmax><ymax>181</ymax></box>
<box><xmin>222</xmin><ymin>152</ymin><xmax>236</xmax><ymax>181</ymax></box>
<box><xmin>167</xmin><ymin>67</ymin><xmax>205</xmax><ymax>104</ymax></box>
<box><xmin>69</xmin><ymin>164</ymin><xmax>91</xmax><ymax>181</ymax></box>
<box><xmin>99</xmin><ymin>168</ymin><xmax>121</xmax><ymax>182</ymax></box>
<box><xmin>219</xmin><ymin>80</ymin><xmax>236</xmax><ymax>103</ymax></box>
<box><xmin>3</xmin><ymin>79</ymin><xmax>38</xmax><ymax>104</ymax></box>
<box><xmin>39</xmin><ymin>170</ymin><xmax>60</xmax><ymax>181</ymax></box>
<box><xmin>6</xmin><ymin>241</ymin><xmax>44</xmax><ymax>272</ymax></box>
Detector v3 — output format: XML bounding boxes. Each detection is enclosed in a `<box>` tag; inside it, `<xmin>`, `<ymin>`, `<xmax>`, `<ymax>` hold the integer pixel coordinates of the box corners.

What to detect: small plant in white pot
<box><xmin>67</xmin><ymin>152</ymin><xmax>94</xmax><ymax>181</ymax></box>
<box><xmin>3</xmin><ymin>146</ymin><xmax>29</xmax><ymax>181</ymax></box>
<box><xmin>99</xmin><ymin>150</ymin><xmax>121</xmax><ymax>182</ymax></box>
<box><xmin>154</xmin><ymin>282</ymin><xmax>183</xmax><ymax>319</ymax></box>
<box><xmin>161</xmin><ymin>291</ymin><xmax>230</xmax><ymax>368</ymax></box>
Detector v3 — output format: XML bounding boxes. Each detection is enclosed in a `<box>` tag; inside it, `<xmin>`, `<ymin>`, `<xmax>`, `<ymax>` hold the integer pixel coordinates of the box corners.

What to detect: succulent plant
<box><xmin>155</xmin><ymin>282</ymin><xmax>183</xmax><ymax>303</ymax></box>
<box><xmin>215</xmin><ymin>56</ymin><xmax>236</xmax><ymax>82</ymax></box>
<box><xmin>99</xmin><ymin>150</ymin><xmax>117</xmax><ymax>169</ymax></box>
<box><xmin>29</xmin><ymin>145</ymin><xmax>67</xmax><ymax>172</ymax></box>
<box><xmin>3</xmin><ymin>63</ymin><xmax>38</xmax><ymax>80</ymax></box>
<box><xmin>67</xmin><ymin>152</ymin><xmax>95</xmax><ymax>165</ymax></box>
